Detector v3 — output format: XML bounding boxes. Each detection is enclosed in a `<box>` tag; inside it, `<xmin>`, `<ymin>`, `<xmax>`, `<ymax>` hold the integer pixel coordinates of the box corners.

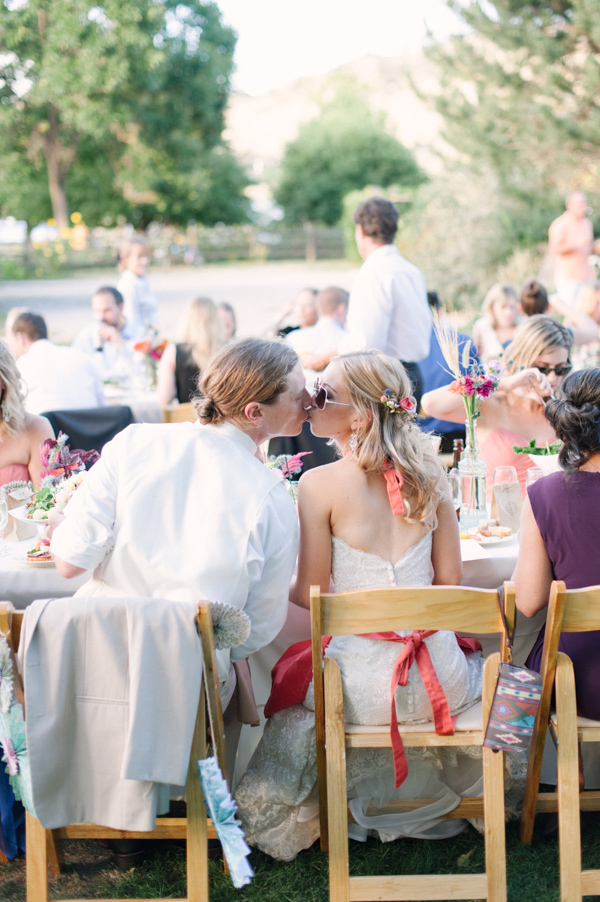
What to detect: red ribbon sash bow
<box><xmin>382</xmin><ymin>461</ymin><xmax>405</xmax><ymax>516</ymax></box>
<box><xmin>266</xmin><ymin>632</ymin><xmax>482</xmax><ymax>790</ymax></box>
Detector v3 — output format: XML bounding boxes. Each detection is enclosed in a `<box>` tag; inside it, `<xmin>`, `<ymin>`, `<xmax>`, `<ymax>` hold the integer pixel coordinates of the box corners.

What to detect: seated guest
<box><xmin>7</xmin><ymin>313</ymin><xmax>105</xmax><ymax>415</ymax></box>
<box><xmin>286</xmin><ymin>286</ymin><xmax>349</xmax><ymax>390</ymax></box>
<box><xmin>519</xmin><ymin>279</ymin><xmax>549</xmax><ymax>317</ymax></box>
<box><xmin>72</xmin><ymin>287</ymin><xmax>134</xmax><ymax>382</ymax></box>
<box><xmin>267</xmin><ymin>288</ymin><xmax>350</xmax><ymax>472</ymax></box>
<box><xmin>0</xmin><ymin>341</ymin><xmax>54</xmax><ymax>487</ymax></box>
<box><xmin>218</xmin><ymin>301</ymin><xmax>237</xmax><ymax>342</ymax></box>
<box><xmin>419</xmin><ymin>291</ymin><xmax>480</xmax><ymax>453</ymax></box>
<box><xmin>47</xmin><ymin>338</ymin><xmax>311</xmax><ymax>778</ymax></box>
<box><xmin>515</xmin><ymin>368</ymin><xmax>600</xmax><ymax>723</ymax></box>
<box><xmin>472</xmin><ymin>282</ymin><xmax>519</xmax><ymax>361</ymax></box>
<box><xmin>422</xmin><ymin>315</ymin><xmax>572</xmax><ymax>501</ymax></box>
<box><xmin>3</xmin><ymin>306</ymin><xmax>29</xmax><ymax>341</ymax></box>
<box><xmin>236</xmin><ymin>351</ymin><xmax>487</xmax><ymax>860</ymax></box>
<box><xmin>156</xmin><ymin>297</ymin><xmax>224</xmax><ymax>408</ymax></box>
<box><xmin>264</xmin><ymin>288</ymin><xmax>318</xmax><ymax>339</ymax></box>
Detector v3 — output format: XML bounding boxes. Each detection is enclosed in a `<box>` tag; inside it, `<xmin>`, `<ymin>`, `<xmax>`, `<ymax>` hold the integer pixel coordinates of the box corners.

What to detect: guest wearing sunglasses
<box><xmin>422</xmin><ymin>315</ymin><xmax>573</xmax><ymax>501</ymax></box>
<box><xmin>236</xmin><ymin>351</ymin><xmax>491</xmax><ymax>860</ymax></box>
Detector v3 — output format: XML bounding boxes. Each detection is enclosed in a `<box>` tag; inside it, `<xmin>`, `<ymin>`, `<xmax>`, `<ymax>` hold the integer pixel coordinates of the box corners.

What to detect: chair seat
<box><xmin>344</xmin><ymin>700</ymin><xmax>483</xmax><ymax>734</ymax></box>
<box><xmin>551</xmin><ymin>712</ymin><xmax>600</xmax><ymax>728</ymax></box>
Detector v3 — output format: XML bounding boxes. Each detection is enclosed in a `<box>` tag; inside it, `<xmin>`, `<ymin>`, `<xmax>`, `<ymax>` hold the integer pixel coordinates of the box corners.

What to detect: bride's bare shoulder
<box><xmin>299</xmin><ymin>457</ymin><xmax>357</xmax><ymax>495</ymax></box>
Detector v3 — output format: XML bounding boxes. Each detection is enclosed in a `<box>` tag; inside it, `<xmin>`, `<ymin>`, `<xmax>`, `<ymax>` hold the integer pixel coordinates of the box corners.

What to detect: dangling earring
<box><xmin>349</xmin><ymin>432</ymin><xmax>358</xmax><ymax>452</ymax></box>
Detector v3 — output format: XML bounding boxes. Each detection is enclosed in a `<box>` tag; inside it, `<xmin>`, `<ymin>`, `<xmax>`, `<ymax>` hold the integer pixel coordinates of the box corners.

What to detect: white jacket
<box><xmin>20</xmin><ymin>596</ymin><xmax>202</xmax><ymax>831</ymax></box>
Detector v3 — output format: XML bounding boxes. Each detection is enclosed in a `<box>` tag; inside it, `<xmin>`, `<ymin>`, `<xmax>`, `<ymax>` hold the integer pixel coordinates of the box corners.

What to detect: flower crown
<box><xmin>379</xmin><ymin>389</ymin><xmax>417</xmax><ymax>420</ymax></box>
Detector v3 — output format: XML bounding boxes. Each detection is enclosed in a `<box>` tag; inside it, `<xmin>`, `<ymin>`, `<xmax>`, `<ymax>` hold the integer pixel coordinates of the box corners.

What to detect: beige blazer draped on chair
<box><xmin>19</xmin><ymin>596</ymin><xmax>202</xmax><ymax>831</ymax></box>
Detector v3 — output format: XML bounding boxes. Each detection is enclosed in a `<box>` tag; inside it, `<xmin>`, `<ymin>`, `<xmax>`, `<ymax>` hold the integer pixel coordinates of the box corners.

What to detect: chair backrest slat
<box><xmin>559</xmin><ymin>585</ymin><xmax>600</xmax><ymax>631</ymax></box>
<box><xmin>317</xmin><ymin>586</ymin><xmax>506</xmax><ymax>637</ymax></box>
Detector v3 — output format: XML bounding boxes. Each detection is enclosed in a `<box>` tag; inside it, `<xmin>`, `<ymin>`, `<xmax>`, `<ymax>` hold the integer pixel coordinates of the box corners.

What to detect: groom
<box><xmin>44</xmin><ymin>339</ymin><xmax>312</xmax><ymax>848</ymax></box>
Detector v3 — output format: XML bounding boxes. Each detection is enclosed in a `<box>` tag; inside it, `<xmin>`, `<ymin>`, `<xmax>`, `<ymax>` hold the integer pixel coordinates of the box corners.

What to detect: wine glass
<box><xmin>526</xmin><ymin>466</ymin><xmax>544</xmax><ymax>489</ymax></box>
<box><xmin>493</xmin><ymin>466</ymin><xmax>522</xmax><ymax>533</ymax></box>
<box><xmin>0</xmin><ymin>494</ymin><xmax>9</xmax><ymax>551</ymax></box>
<box><xmin>447</xmin><ymin>469</ymin><xmax>461</xmax><ymax>520</ymax></box>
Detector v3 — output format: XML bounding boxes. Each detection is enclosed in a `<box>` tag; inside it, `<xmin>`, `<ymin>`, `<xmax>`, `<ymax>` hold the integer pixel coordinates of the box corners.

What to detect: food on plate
<box><xmin>512</xmin><ymin>438</ymin><xmax>562</xmax><ymax>456</ymax></box>
<box><xmin>26</xmin><ymin>471</ymin><xmax>85</xmax><ymax>520</ymax></box>
<box><xmin>460</xmin><ymin>523</ymin><xmax>512</xmax><ymax>541</ymax></box>
<box><xmin>26</xmin><ymin>536</ymin><xmax>52</xmax><ymax>562</ymax></box>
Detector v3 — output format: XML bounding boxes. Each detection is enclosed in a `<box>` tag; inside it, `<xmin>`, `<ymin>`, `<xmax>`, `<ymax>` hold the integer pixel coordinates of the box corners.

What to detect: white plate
<box><xmin>21</xmin><ymin>556</ymin><xmax>55</xmax><ymax>568</ymax></box>
<box><xmin>464</xmin><ymin>533</ymin><xmax>517</xmax><ymax>548</ymax></box>
<box><xmin>9</xmin><ymin>504</ymin><xmax>48</xmax><ymax>530</ymax></box>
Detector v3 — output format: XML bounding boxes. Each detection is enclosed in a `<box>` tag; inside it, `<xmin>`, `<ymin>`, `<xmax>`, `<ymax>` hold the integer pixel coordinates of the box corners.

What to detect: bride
<box><xmin>235</xmin><ymin>350</ymin><xmax>487</xmax><ymax>861</ymax></box>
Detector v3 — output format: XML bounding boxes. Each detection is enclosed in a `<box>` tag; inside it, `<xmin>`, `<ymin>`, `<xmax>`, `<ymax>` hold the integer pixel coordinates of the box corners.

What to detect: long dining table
<box><xmin>2</xmin><ymin>529</ymin><xmax>559</xmax><ymax>786</ymax></box>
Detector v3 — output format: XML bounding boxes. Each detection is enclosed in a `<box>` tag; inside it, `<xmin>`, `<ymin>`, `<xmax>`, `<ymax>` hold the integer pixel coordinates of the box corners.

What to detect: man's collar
<box><xmin>212</xmin><ymin>420</ymin><xmax>258</xmax><ymax>454</ymax></box>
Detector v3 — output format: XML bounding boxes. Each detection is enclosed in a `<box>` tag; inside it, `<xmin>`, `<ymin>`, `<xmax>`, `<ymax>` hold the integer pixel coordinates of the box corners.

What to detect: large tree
<box><xmin>425</xmin><ymin>0</ymin><xmax>600</xmax><ymax>242</ymax></box>
<box><xmin>0</xmin><ymin>1</ymin><xmax>249</xmax><ymax>230</ymax></box>
<box><xmin>274</xmin><ymin>85</ymin><xmax>425</xmax><ymax>226</ymax></box>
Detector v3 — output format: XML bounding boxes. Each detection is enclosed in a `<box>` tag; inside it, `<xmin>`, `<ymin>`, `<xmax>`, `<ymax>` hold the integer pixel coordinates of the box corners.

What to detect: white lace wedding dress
<box><xmin>235</xmin><ymin>532</ymin><xmax>523</xmax><ymax>861</ymax></box>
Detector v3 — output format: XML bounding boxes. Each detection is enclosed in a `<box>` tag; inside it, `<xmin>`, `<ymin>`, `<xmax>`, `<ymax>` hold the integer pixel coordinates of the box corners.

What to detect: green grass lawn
<box><xmin>3</xmin><ymin>812</ymin><xmax>597</xmax><ymax>902</ymax></box>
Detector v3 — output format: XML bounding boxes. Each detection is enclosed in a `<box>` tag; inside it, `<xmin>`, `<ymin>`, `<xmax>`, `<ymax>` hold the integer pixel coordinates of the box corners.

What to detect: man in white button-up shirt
<box><xmin>303</xmin><ymin>197</ymin><xmax>431</xmax><ymax>406</ymax></box>
<box><xmin>8</xmin><ymin>312</ymin><xmax>105</xmax><ymax>414</ymax></box>
<box><xmin>48</xmin><ymin>338</ymin><xmax>311</xmax><ymax>778</ymax></box>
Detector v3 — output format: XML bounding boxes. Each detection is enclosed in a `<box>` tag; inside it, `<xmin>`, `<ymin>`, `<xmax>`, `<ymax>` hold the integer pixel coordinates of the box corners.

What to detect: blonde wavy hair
<box><xmin>0</xmin><ymin>340</ymin><xmax>26</xmax><ymax>437</ymax></box>
<box><xmin>336</xmin><ymin>351</ymin><xmax>444</xmax><ymax>527</ymax></box>
<box><xmin>482</xmin><ymin>282</ymin><xmax>518</xmax><ymax>328</ymax></box>
<box><xmin>182</xmin><ymin>297</ymin><xmax>224</xmax><ymax>371</ymax></box>
<box><xmin>503</xmin><ymin>314</ymin><xmax>572</xmax><ymax>373</ymax></box>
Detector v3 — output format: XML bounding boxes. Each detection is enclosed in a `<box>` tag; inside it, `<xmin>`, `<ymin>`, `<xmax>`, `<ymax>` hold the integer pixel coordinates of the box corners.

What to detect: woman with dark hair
<box><xmin>519</xmin><ymin>279</ymin><xmax>549</xmax><ymax>317</ymax></box>
<box><xmin>514</xmin><ymin>367</ymin><xmax>600</xmax><ymax>719</ymax></box>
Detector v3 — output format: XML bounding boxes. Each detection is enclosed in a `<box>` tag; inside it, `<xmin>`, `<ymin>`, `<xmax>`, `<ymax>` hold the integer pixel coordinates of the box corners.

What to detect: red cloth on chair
<box><xmin>265</xmin><ymin>631</ymin><xmax>482</xmax><ymax>789</ymax></box>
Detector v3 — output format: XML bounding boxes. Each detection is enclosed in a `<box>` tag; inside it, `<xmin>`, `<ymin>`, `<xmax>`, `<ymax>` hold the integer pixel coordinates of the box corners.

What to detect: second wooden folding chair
<box><xmin>519</xmin><ymin>580</ymin><xmax>600</xmax><ymax>902</ymax></box>
<box><xmin>311</xmin><ymin>581</ymin><xmax>515</xmax><ymax>902</ymax></box>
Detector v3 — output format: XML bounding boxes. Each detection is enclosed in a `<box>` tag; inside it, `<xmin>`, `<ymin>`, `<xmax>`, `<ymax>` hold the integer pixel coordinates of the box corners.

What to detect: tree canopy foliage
<box><xmin>425</xmin><ymin>0</ymin><xmax>600</xmax><ymax>245</ymax></box>
<box><xmin>274</xmin><ymin>85</ymin><xmax>425</xmax><ymax>226</ymax></box>
<box><xmin>0</xmin><ymin>1</ymin><xmax>250</xmax><ymax>230</ymax></box>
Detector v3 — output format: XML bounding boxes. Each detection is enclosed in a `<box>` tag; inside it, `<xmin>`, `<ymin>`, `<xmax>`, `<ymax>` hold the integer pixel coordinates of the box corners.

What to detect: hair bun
<box><xmin>195</xmin><ymin>396</ymin><xmax>223</xmax><ymax>424</ymax></box>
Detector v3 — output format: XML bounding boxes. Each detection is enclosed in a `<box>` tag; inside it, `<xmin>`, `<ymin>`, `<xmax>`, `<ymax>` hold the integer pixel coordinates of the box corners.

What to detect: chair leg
<box><xmin>482</xmin><ymin>657</ymin><xmax>507</xmax><ymax>902</ymax></box>
<box><xmin>187</xmin><ymin>683</ymin><xmax>210</xmax><ymax>902</ymax></box>
<box><xmin>46</xmin><ymin>829</ymin><xmax>65</xmax><ymax>876</ymax></box>
<box><xmin>324</xmin><ymin>658</ymin><xmax>349</xmax><ymax>902</ymax></box>
<box><xmin>26</xmin><ymin>812</ymin><xmax>49</xmax><ymax>902</ymax></box>
<box><xmin>482</xmin><ymin>746</ymin><xmax>507</xmax><ymax>902</ymax></box>
<box><xmin>555</xmin><ymin>655</ymin><xmax>583</xmax><ymax>902</ymax></box>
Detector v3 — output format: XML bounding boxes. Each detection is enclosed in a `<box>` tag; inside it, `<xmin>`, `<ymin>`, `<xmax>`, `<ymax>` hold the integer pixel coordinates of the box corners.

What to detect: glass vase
<box><xmin>458</xmin><ymin>417</ymin><xmax>487</xmax><ymax>529</ymax></box>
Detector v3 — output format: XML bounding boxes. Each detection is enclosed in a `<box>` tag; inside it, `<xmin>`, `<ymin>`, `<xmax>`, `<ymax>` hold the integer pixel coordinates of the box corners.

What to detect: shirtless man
<box><xmin>548</xmin><ymin>191</ymin><xmax>595</xmax><ymax>307</ymax></box>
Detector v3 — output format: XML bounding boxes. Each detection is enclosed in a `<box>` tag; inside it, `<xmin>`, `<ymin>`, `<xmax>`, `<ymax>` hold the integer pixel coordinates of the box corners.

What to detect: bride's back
<box><xmin>324</xmin><ymin>457</ymin><xmax>432</xmax><ymax>565</ymax></box>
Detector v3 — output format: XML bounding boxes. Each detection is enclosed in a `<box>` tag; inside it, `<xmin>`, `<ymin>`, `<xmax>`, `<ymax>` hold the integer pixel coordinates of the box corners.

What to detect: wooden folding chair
<box><xmin>311</xmin><ymin>581</ymin><xmax>515</xmax><ymax>902</ymax></box>
<box><xmin>162</xmin><ymin>403</ymin><xmax>197</xmax><ymax>424</ymax></box>
<box><xmin>0</xmin><ymin>600</ymin><xmax>226</xmax><ymax>902</ymax></box>
<box><xmin>519</xmin><ymin>580</ymin><xmax>600</xmax><ymax>901</ymax></box>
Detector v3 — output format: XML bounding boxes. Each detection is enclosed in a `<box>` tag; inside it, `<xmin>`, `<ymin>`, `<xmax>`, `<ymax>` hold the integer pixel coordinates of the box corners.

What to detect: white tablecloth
<box><xmin>104</xmin><ymin>387</ymin><xmax>162</xmax><ymax>424</ymax></box>
<box><xmin>0</xmin><ymin>538</ymin><xmax>88</xmax><ymax>609</ymax></box>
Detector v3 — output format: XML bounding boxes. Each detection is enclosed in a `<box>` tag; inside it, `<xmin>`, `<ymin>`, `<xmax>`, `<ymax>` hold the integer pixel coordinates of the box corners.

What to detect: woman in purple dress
<box><xmin>514</xmin><ymin>367</ymin><xmax>600</xmax><ymax>720</ymax></box>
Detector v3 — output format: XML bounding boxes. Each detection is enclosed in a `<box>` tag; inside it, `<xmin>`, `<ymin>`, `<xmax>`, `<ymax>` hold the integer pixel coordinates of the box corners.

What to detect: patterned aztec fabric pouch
<box><xmin>483</xmin><ymin>662</ymin><xmax>543</xmax><ymax>753</ymax></box>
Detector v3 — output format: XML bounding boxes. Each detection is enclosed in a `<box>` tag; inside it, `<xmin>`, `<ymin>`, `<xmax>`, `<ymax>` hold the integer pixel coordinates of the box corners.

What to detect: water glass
<box><xmin>493</xmin><ymin>466</ymin><xmax>522</xmax><ymax>533</ymax></box>
<box><xmin>526</xmin><ymin>467</ymin><xmax>544</xmax><ymax>489</ymax></box>
<box><xmin>0</xmin><ymin>494</ymin><xmax>8</xmax><ymax>549</ymax></box>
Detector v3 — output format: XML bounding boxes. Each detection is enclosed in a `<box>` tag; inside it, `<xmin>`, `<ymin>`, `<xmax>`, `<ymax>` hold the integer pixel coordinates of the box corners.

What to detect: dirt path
<box><xmin>0</xmin><ymin>260</ymin><xmax>357</xmax><ymax>344</ymax></box>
